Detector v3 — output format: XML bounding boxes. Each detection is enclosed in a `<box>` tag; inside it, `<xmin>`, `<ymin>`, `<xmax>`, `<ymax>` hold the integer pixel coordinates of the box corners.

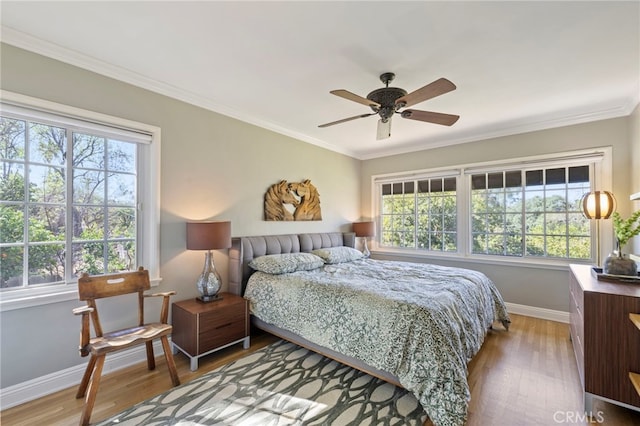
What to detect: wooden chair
<box><xmin>72</xmin><ymin>267</ymin><xmax>181</xmax><ymax>425</ymax></box>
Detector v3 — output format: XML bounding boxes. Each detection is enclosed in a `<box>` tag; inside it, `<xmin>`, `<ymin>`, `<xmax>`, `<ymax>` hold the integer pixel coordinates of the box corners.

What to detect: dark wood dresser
<box><xmin>569</xmin><ymin>264</ymin><xmax>640</xmax><ymax>413</ymax></box>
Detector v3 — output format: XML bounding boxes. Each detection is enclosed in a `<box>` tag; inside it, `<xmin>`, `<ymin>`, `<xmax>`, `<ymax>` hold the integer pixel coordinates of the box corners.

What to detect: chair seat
<box><xmin>88</xmin><ymin>323</ymin><xmax>173</xmax><ymax>355</ymax></box>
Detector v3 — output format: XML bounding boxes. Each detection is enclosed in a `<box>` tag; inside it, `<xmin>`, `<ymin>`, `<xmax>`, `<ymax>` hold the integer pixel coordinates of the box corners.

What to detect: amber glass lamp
<box><xmin>353</xmin><ymin>221</ymin><xmax>375</xmax><ymax>258</ymax></box>
<box><xmin>186</xmin><ymin>221</ymin><xmax>231</xmax><ymax>302</ymax></box>
<box><xmin>581</xmin><ymin>191</ymin><xmax>615</xmax><ymax>267</ymax></box>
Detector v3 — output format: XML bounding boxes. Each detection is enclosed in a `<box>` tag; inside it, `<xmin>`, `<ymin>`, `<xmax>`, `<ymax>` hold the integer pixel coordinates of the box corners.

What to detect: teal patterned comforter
<box><xmin>244</xmin><ymin>259</ymin><xmax>510</xmax><ymax>426</ymax></box>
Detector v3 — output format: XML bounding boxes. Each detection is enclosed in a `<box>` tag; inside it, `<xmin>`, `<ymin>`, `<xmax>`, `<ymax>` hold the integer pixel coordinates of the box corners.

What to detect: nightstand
<box><xmin>171</xmin><ymin>292</ymin><xmax>250</xmax><ymax>371</ymax></box>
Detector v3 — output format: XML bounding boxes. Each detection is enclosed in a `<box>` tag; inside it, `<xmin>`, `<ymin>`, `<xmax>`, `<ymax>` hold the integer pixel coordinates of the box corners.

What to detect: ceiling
<box><xmin>1</xmin><ymin>1</ymin><xmax>639</xmax><ymax>160</ymax></box>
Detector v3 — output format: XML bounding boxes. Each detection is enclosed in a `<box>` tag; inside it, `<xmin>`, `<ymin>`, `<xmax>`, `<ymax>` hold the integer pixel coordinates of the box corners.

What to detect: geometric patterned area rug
<box><xmin>96</xmin><ymin>339</ymin><xmax>427</xmax><ymax>425</ymax></box>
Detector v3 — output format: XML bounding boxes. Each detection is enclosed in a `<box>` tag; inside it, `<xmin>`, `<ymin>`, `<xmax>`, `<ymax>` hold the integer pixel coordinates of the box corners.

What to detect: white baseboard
<box><xmin>1</xmin><ymin>304</ymin><xmax>570</xmax><ymax>410</ymax></box>
<box><xmin>505</xmin><ymin>302</ymin><xmax>569</xmax><ymax>324</ymax></box>
<box><xmin>0</xmin><ymin>340</ymin><xmax>166</xmax><ymax>410</ymax></box>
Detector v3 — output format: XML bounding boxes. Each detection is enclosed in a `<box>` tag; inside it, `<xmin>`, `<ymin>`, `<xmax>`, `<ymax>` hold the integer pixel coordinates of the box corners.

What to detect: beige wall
<box><xmin>0</xmin><ymin>44</ymin><xmax>361</xmax><ymax>387</ymax></box>
<box><xmin>361</xmin><ymin>116</ymin><xmax>634</xmax><ymax>313</ymax></box>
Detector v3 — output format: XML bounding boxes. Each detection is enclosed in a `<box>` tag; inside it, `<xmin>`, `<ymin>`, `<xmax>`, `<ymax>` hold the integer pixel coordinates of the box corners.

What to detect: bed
<box><xmin>228</xmin><ymin>232</ymin><xmax>510</xmax><ymax>426</ymax></box>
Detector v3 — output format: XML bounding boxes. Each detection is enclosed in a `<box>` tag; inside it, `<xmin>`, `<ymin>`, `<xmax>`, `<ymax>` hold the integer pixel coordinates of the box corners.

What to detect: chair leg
<box><xmin>76</xmin><ymin>354</ymin><xmax>97</xmax><ymax>399</ymax></box>
<box><xmin>160</xmin><ymin>336</ymin><xmax>181</xmax><ymax>387</ymax></box>
<box><xmin>79</xmin><ymin>354</ymin><xmax>105</xmax><ymax>426</ymax></box>
<box><xmin>145</xmin><ymin>340</ymin><xmax>156</xmax><ymax>370</ymax></box>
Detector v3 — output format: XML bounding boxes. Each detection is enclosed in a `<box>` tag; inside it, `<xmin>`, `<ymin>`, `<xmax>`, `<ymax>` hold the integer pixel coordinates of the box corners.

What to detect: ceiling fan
<box><xmin>319</xmin><ymin>72</ymin><xmax>459</xmax><ymax>140</ymax></box>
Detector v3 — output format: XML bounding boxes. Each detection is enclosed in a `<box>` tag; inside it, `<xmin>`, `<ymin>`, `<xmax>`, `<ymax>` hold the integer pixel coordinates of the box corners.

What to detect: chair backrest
<box><xmin>77</xmin><ymin>266</ymin><xmax>150</xmax><ymax>337</ymax></box>
<box><xmin>78</xmin><ymin>266</ymin><xmax>150</xmax><ymax>300</ymax></box>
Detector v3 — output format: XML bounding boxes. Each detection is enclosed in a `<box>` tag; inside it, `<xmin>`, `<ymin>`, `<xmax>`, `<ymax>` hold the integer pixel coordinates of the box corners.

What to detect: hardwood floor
<box><xmin>2</xmin><ymin>314</ymin><xmax>639</xmax><ymax>425</ymax></box>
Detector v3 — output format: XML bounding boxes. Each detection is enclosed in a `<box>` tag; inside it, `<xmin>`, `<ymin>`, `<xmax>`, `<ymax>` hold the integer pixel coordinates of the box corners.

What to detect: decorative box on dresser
<box><xmin>569</xmin><ymin>264</ymin><xmax>640</xmax><ymax>413</ymax></box>
<box><xmin>172</xmin><ymin>293</ymin><xmax>250</xmax><ymax>371</ymax></box>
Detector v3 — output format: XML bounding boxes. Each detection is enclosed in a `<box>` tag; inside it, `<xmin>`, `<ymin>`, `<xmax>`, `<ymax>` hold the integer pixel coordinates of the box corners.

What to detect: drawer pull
<box><xmin>215</xmin><ymin>322</ymin><xmax>232</xmax><ymax>329</ymax></box>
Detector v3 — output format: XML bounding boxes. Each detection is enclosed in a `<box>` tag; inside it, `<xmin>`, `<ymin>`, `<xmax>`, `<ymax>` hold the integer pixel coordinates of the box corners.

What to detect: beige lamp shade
<box><xmin>581</xmin><ymin>191</ymin><xmax>615</xmax><ymax>219</ymax></box>
<box><xmin>186</xmin><ymin>221</ymin><xmax>232</xmax><ymax>250</ymax></box>
<box><xmin>353</xmin><ymin>221</ymin><xmax>375</xmax><ymax>237</ymax></box>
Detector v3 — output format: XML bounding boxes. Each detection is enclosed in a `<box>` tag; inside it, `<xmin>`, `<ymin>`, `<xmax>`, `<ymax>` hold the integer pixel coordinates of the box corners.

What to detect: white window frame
<box><xmin>0</xmin><ymin>90</ymin><xmax>161</xmax><ymax>312</ymax></box>
<box><xmin>370</xmin><ymin>147</ymin><xmax>613</xmax><ymax>270</ymax></box>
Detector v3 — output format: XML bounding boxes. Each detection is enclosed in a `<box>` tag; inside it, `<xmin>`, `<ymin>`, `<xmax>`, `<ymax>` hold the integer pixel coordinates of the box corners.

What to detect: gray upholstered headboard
<box><xmin>228</xmin><ymin>232</ymin><xmax>356</xmax><ymax>296</ymax></box>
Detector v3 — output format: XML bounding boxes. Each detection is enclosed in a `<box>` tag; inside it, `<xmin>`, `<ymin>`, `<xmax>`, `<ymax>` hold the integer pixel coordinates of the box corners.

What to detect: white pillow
<box><xmin>311</xmin><ymin>246</ymin><xmax>364</xmax><ymax>264</ymax></box>
<box><xmin>249</xmin><ymin>253</ymin><xmax>325</xmax><ymax>274</ymax></box>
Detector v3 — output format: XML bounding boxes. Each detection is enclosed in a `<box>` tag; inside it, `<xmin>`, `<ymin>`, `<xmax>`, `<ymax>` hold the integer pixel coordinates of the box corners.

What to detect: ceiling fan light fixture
<box><xmin>377</xmin><ymin>118</ymin><xmax>391</xmax><ymax>140</ymax></box>
<box><xmin>318</xmin><ymin>72</ymin><xmax>459</xmax><ymax>137</ymax></box>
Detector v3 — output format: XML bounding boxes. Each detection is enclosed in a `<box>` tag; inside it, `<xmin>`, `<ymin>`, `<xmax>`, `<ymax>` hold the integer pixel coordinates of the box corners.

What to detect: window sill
<box><xmin>371</xmin><ymin>247</ymin><xmax>592</xmax><ymax>272</ymax></box>
<box><xmin>0</xmin><ymin>277</ymin><xmax>162</xmax><ymax>313</ymax></box>
<box><xmin>0</xmin><ymin>287</ymin><xmax>78</xmax><ymax>312</ymax></box>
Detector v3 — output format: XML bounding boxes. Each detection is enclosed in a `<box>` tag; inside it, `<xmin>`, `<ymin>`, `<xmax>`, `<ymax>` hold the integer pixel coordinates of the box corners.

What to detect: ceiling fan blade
<box><xmin>395</xmin><ymin>78</ymin><xmax>456</xmax><ymax>108</ymax></box>
<box><xmin>400</xmin><ymin>109</ymin><xmax>460</xmax><ymax>126</ymax></box>
<box><xmin>330</xmin><ymin>89</ymin><xmax>381</xmax><ymax>108</ymax></box>
<box><xmin>376</xmin><ymin>118</ymin><xmax>391</xmax><ymax>140</ymax></box>
<box><xmin>318</xmin><ymin>113</ymin><xmax>376</xmax><ymax>128</ymax></box>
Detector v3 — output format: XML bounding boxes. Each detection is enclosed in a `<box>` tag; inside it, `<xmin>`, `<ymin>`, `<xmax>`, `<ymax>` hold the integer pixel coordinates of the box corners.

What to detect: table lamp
<box><xmin>186</xmin><ymin>221</ymin><xmax>231</xmax><ymax>302</ymax></box>
<box><xmin>581</xmin><ymin>191</ymin><xmax>615</xmax><ymax>267</ymax></box>
<box><xmin>353</xmin><ymin>221</ymin><xmax>375</xmax><ymax>258</ymax></box>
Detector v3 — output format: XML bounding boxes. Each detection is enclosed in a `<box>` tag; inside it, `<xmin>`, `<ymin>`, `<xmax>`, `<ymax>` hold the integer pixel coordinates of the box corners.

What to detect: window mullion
<box><xmin>460</xmin><ymin>174</ymin><xmax>469</xmax><ymax>256</ymax></box>
<box><xmin>565</xmin><ymin>178</ymin><xmax>570</xmax><ymax>259</ymax></box>
<box><xmin>502</xmin><ymin>184</ymin><xmax>507</xmax><ymax>256</ymax></box>
<box><xmin>520</xmin><ymin>174</ymin><xmax>526</xmax><ymax>259</ymax></box>
<box><xmin>65</xmin><ymin>129</ymin><xmax>73</xmax><ymax>282</ymax></box>
<box><xmin>415</xmin><ymin>182</ymin><xmax>420</xmax><ymax>249</ymax></box>
<box><xmin>22</xmin><ymin>121</ymin><xmax>30</xmax><ymax>288</ymax></box>
<box><xmin>103</xmin><ymin>141</ymin><xmax>109</xmax><ymax>272</ymax></box>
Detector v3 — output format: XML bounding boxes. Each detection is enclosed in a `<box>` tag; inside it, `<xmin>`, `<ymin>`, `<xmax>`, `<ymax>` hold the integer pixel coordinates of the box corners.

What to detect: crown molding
<box><xmin>357</xmin><ymin>99</ymin><xmax>637</xmax><ymax>160</ymax></box>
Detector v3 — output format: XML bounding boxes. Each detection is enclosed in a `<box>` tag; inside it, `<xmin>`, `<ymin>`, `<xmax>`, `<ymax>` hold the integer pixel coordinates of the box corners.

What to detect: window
<box><xmin>374</xmin><ymin>149</ymin><xmax>610</xmax><ymax>265</ymax></box>
<box><xmin>381</xmin><ymin>177</ymin><xmax>457</xmax><ymax>251</ymax></box>
<box><xmin>0</xmin><ymin>92</ymin><xmax>160</xmax><ymax>309</ymax></box>
<box><xmin>470</xmin><ymin>165</ymin><xmax>590</xmax><ymax>259</ymax></box>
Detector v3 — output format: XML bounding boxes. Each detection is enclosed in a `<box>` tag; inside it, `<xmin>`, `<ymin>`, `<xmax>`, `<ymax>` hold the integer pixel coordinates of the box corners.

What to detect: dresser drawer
<box><xmin>569</xmin><ymin>274</ymin><xmax>584</xmax><ymax>338</ymax></box>
<box><xmin>569</xmin><ymin>270</ymin><xmax>585</xmax><ymax>384</ymax></box>
<box><xmin>570</xmin><ymin>318</ymin><xmax>585</xmax><ymax>385</ymax></box>
<box><xmin>569</xmin><ymin>273</ymin><xmax>583</xmax><ymax>317</ymax></box>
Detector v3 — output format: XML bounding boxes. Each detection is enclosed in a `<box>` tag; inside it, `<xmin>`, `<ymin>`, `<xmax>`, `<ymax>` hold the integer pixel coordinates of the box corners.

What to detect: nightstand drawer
<box><xmin>199</xmin><ymin>307</ymin><xmax>247</xmax><ymax>353</ymax></box>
